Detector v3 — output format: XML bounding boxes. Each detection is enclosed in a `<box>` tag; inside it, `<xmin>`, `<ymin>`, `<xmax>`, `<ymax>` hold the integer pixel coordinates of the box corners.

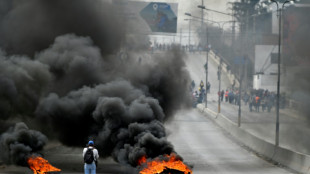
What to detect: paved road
<box><xmin>186</xmin><ymin>52</ymin><xmax>310</xmax><ymax>155</ymax></box>
<box><xmin>0</xmin><ymin>109</ymin><xmax>293</xmax><ymax>174</ymax></box>
<box><xmin>166</xmin><ymin>109</ymin><xmax>293</xmax><ymax>174</ymax></box>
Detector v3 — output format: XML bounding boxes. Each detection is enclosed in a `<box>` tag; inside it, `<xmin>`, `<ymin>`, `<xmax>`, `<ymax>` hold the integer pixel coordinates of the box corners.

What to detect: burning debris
<box><xmin>138</xmin><ymin>154</ymin><xmax>192</xmax><ymax>174</ymax></box>
<box><xmin>0</xmin><ymin>0</ymin><xmax>192</xmax><ymax>173</ymax></box>
<box><xmin>27</xmin><ymin>156</ymin><xmax>61</xmax><ymax>174</ymax></box>
<box><xmin>0</xmin><ymin>122</ymin><xmax>47</xmax><ymax>166</ymax></box>
<box><xmin>0</xmin><ymin>122</ymin><xmax>61</xmax><ymax>173</ymax></box>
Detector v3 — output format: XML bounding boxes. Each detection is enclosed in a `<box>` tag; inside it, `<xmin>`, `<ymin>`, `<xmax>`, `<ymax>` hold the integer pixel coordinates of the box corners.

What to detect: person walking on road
<box><xmin>225</xmin><ymin>90</ymin><xmax>229</xmax><ymax>102</ymax></box>
<box><xmin>249</xmin><ymin>95</ymin><xmax>253</xmax><ymax>112</ymax></box>
<box><xmin>255</xmin><ymin>95</ymin><xmax>261</xmax><ymax>112</ymax></box>
<box><xmin>83</xmin><ymin>140</ymin><xmax>99</xmax><ymax>174</ymax></box>
<box><xmin>207</xmin><ymin>82</ymin><xmax>211</xmax><ymax>93</ymax></box>
<box><xmin>243</xmin><ymin>92</ymin><xmax>249</xmax><ymax>105</ymax></box>
<box><xmin>261</xmin><ymin>97</ymin><xmax>266</xmax><ymax>112</ymax></box>
<box><xmin>191</xmin><ymin>80</ymin><xmax>195</xmax><ymax>92</ymax></box>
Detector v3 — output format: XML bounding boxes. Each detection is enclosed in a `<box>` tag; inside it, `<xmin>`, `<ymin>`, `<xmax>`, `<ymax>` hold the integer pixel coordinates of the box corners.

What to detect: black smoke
<box><xmin>0</xmin><ymin>0</ymin><xmax>192</xmax><ymax>168</ymax></box>
<box><xmin>0</xmin><ymin>0</ymin><xmax>124</xmax><ymax>57</ymax></box>
<box><xmin>0</xmin><ymin>122</ymin><xmax>47</xmax><ymax>166</ymax></box>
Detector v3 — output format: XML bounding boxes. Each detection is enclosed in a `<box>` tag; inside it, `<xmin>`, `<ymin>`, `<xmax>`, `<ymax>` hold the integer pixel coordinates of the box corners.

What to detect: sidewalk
<box><xmin>206</xmin><ymin>99</ymin><xmax>310</xmax><ymax>154</ymax></box>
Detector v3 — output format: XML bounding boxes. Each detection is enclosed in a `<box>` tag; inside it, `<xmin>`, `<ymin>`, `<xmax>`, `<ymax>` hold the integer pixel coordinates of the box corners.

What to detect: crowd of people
<box><xmin>191</xmin><ymin>80</ymin><xmax>286</xmax><ymax>113</ymax></box>
<box><xmin>152</xmin><ymin>43</ymin><xmax>177</xmax><ymax>51</ymax></box>
<box><xmin>221</xmin><ymin>89</ymin><xmax>277</xmax><ymax>113</ymax></box>
<box><xmin>191</xmin><ymin>80</ymin><xmax>211</xmax><ymax>107</ymax></box>
<box><xmin>151</xmin><ymin>43</ymin><xmax>204</xmax><ymax>53</ymax></box>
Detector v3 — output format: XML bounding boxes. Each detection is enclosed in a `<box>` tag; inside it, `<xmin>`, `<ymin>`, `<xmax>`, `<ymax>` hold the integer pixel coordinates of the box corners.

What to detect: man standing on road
<box><xmin>207</xmin><ymin>82</ymin><xmax>211</xmax><ymax>93</ymax></box>
<box><xmin>83</xmin><ymin>140</ymin><xmax>99</xmax><ymax>174</ymax></box>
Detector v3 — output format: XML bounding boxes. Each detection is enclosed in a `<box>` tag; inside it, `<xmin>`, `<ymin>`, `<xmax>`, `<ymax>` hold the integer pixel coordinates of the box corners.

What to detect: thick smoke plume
<box><xmin>0</xmin><ymin>0</ymin><xmax>124</xmax><ymax>56</ymax></box>
<box><xmin>0</xmin><ymin>122</ymin><xmax>47</xmax><ymax>166</ymax></box>
<box><xmin>0</xmin><ymin>0</ymin><xmax>192</xmax><ymax>168</ymax></box>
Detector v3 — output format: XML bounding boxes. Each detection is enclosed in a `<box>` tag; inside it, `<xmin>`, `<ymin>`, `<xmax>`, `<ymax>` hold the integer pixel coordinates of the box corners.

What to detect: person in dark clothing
<box><xmin>191</xmin><ymin>80</ymin><xmax>195</xmax><ymax>91</ymax></box>
<box><xmin>207</xmin><ymin>82</ymin><xmax>211</xmax><ymax>93</ymax></box>
<box><xmin>225</xmin><ymin>90</ymin><xmax>229</xmax><ymax>102</ymax></box>
<box><xmin>266</xmin><ymin>95</ymin><xmax>273</xmax><ymax>112</ymax></box>
<box><xmin>220</xmin><ymin>90</ymin><xmax>224</xmax><ymax>101</ymax></box>
<box><xmin>243</xmin><ymin>92</ymin><xmax>249</xmax><ymax>105</ymax></box>
<box><xmin>255</xmin><ymin>95</ymin><xmax>260</xmax><ymax>112</ymax></box>
<box><xmin>249</xmin><ymin>96</ymin><xmax>253</xmax><ymax>112</ymax></box>
<box><xmin>261</xmin><ymin>97</ymin><xmax>266</xmax><ymax>112</ymax></box>
<box><xmin>228</xmin><ymin>91</ymin><xmax>234</xmax><ymax>104</ymax></box>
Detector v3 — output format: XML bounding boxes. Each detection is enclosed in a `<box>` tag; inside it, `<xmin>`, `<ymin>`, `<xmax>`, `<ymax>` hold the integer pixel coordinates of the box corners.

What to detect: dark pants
<box><xmin>249</xmin><ymin>103</ymin><xmax>253</xmax><ymax>112</ymax></box>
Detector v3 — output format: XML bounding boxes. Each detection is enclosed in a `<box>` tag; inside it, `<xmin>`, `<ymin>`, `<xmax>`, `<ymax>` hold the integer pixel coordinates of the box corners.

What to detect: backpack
<box><xmin>84</xmin><ymin>148</ymin><xmax>94</xmax><ymax>164</ymax></box>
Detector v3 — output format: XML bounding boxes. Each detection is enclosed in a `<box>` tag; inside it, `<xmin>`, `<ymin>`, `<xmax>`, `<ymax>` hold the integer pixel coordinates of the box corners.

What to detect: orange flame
<box><xmin>138</xmin><ymin>155</ymin><xmax>147</xmax><ymax>166</ymax></box>
<box><xmin>139</xmin><ymin>154</ymin><xmax>192</xmax><ymax>174</ymax></box>
<box><xmin>27</xmin><ymin>156</ymin><xmax>61</xmax><ymax>174</ymax></box>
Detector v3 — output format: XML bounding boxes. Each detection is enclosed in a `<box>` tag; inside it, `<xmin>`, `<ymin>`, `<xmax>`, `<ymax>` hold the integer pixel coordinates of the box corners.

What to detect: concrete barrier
<box><xmin>197</xmin><ymin>104</ymin><xmax>310</xmax><ymax>174</ymax></box>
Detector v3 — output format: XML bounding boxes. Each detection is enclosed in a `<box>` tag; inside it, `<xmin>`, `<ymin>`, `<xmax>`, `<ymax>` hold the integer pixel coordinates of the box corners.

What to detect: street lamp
<box><xmin>218</xmin><ymin>57</ymin><xmax>222</xmax><ymax>113</ymax></box>
<box><xmin>270</xmin><ymin>0</ymin><xmax>296</xmax><ymax>147</ymax></box>
<box><xmin>185</xmin><ymin>12</ymin><xmax>209</xmax><ymax>107</ymax></box>
<box><xmin>197</xmin><ymin>6</ymin><xmax>237</xmax><ymax>108</ymax></box>
<box><xmin>197</xmin><ymin>5</ymin><xmax>234</xmax><ymax>17</ymax></box>
<box><xmin>205</xmin><ymin>24</ymin><xmax>209</xmax><ymax>108</ymax></box>
<box><xmin>185</xmin><ymin>13</ymin><xmax>234</xmax><ymax>109</ymax></box>
<box><xmin>185</xmin><ymin>13</ymin><xmax>193</xmax><ymax>52</ymax></box>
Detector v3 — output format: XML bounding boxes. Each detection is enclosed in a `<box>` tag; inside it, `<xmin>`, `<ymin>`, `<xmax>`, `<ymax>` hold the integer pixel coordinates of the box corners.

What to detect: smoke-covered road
<box><xmin>0</xmin><ymin>107</ymin><xmax>293</xmax><ymax>174</ymax></box>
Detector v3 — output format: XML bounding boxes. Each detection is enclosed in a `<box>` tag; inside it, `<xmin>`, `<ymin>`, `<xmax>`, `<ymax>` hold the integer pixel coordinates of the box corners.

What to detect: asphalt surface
<box><xmin>0</xmin><ymin>109</ymin><xmax>294</xmax><ymax>174</ymax></box>
<box><xmin>166</xmin><ymin>109</ymin><xmax>293</xmax><ymax>174</ymax></box>
<box><xmin>187</xmin><ymin>52</ymin><xmax>310</xmax><ymax>155</ymax></box>
<box><xmin>0</xmin><ymin>51</ymin><xmax>298</xmax><ymax>174</ymax></box>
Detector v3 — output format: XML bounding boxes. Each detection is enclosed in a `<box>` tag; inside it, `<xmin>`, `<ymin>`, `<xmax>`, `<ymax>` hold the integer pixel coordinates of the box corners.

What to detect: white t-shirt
<box><xmin>83</xmin><ymin>146</ymin><xmax>99</xmax><ymax>163</ymax></box>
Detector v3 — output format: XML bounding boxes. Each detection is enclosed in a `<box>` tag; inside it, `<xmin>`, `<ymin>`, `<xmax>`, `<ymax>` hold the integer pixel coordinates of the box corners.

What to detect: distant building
<box><xmin>253</xmin><ymin>3</ymin><xmax>310</xmax><ymax>91</ymax></box>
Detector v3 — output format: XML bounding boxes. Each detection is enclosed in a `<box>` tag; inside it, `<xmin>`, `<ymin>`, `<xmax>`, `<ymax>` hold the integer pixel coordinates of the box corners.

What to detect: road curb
<box><xmin>197</xmin><ymin>104</ymin><xmax>310</xmax><ymax>174</ymax></box>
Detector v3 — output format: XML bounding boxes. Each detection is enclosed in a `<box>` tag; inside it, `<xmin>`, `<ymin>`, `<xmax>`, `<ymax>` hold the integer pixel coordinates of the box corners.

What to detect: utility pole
<box><xmin>244</xmin><ymin>9</ymin><xmax>249</xmax><ymax>92</ymax></box>
<box><xmin>270</xmin><ymin>0</ymin><xmax>295</xmax><ymax>147</ymax></box>
<box><xmin>201</xmin><ymin>0</ymin><xmax>204</xmax><ymax>28</ymax></box>
<box><xmin>188</xmin><ymin>19</ymin><xmax>191</xmax><ymax>51</ymax></box>
<box><xmin>180</xmin><ymin>28</ymin><xmax>182</xmax><ymax>45</ymax></box>
<box><xmin>238</xmin><ymin>71</ymin><xmax>242</xmax><ymax>127</ymax></box>
<box><xmin>232</xmin><ymin>9</ymin><xmax>236</xmax><ymax>45</ymax></box>
<box><xmin>218</xmin><ymin>57</ymin><xmax>222</xmax><ymax>113</ymax></box>
<box><xmin>231</xmin><ymin>19</ymin><xmax>236</xmax><ymax>74</ymax></box>
<box><xmin>201</xmin><ymin>0</ymin><xmax>207</xmax><ymax>108</ymax></box>
<box><xmin>238</xmin><ymin>57</ymin><xmax>246</xmax><ymax>127</ymax></box>
<box><xmin>205</xmin><ymin>24</ymin><xmax>209</xmax><ymax>108</ymax></box>
<box><xmin>275</xmin><ymin>7</ymin><xmax>283</xmax><ymax>147</ymax></box>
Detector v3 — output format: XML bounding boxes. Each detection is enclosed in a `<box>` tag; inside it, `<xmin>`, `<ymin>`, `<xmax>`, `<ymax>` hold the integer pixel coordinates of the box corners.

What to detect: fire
<box><xmin>138</xmin><ymin>155</ymin><xmax>147</xmax><ymax>166</ymax></box>
<box><xmin>27</xmin><ymin>156</ymin><xmax>61</xmax><ymax>174</ymax></box>
<box><xmin>139</xmin><ymin>154</ymin><xmax>192</xmax><ymax>174</ymax></box>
